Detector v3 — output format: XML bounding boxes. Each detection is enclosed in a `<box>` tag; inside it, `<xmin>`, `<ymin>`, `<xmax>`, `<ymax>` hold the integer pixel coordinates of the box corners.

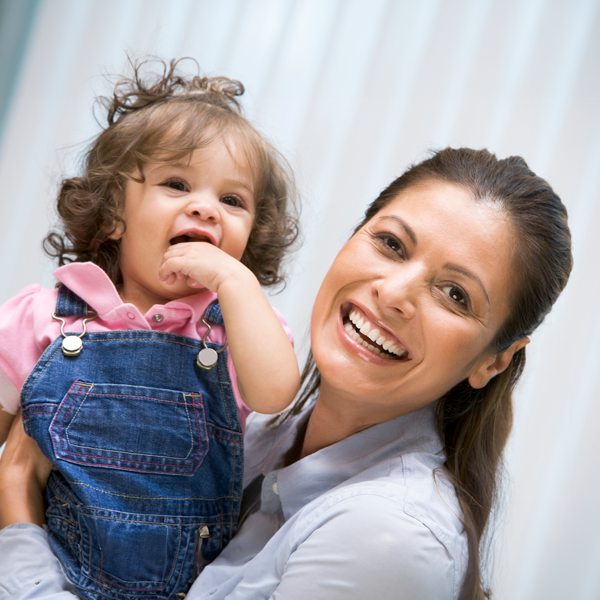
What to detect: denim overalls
<box><xmin>21</xmin><ymin>286</ymin><xmax>244</xmax><ymax>600</ymax></box>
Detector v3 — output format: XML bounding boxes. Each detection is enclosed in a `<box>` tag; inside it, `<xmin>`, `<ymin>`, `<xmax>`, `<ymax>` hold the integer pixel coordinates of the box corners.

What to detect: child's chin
<box><xmin>170</xmin><ymin>282</ymin><xmax>207</xmax><ymax>297</ymax></box>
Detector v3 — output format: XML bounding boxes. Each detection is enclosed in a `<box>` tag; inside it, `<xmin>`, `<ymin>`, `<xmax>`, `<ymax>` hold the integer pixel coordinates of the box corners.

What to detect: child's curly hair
<box><xmin>44</xmin><ymin>58</ymin><xmax>299</xmax><ymax>287</ymax></box>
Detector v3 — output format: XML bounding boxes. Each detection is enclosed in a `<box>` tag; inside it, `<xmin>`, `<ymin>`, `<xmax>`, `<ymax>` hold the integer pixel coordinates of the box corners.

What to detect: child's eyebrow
<box><xmin>222</xmin><ymin>178</ymin><xmax>254</xmax><ymax>194</ymax></box>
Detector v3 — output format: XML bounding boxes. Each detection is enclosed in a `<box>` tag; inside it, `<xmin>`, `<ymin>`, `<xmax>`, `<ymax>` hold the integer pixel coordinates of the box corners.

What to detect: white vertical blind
<box><xmin>1</xmin><ymin>1</ymin><xmax>599</xmax><ymax>597</ymax></box>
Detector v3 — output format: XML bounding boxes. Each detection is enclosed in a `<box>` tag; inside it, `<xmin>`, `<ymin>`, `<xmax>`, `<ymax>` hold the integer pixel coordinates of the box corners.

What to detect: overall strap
<box><xmin>55</xmin><ymin>284</ymin><xmax>89</xmax><ymax>317</ymax></box>
<box><xmin>204</xmin><ymin>301</ymin><xmax>224</xmax><ymax>326</ymax></box>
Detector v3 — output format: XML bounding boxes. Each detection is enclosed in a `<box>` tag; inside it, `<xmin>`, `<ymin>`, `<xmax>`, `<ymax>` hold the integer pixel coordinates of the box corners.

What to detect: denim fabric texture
<box><xmin>21</xmin><ymin>286</ymin><xmax>244</xmax><ymax>600</ymax></box>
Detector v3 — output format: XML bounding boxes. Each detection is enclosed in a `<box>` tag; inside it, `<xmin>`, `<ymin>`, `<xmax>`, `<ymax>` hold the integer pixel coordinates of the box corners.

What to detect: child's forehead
<box><xmin>151</xmin><ymin>131</ymin><xmax>260</xmax><ymax>176</ymax></box>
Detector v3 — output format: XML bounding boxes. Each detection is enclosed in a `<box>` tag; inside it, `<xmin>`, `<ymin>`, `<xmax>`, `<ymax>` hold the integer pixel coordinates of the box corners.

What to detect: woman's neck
<box><xmin>300</xmin><ymin>384</ymin><xmax>382</xmax><ymax>459</ymax></box>
<box><xmin>299</xmin><ymin>381</ymin><xmax>423</xmax><ymax>459</ymax></box>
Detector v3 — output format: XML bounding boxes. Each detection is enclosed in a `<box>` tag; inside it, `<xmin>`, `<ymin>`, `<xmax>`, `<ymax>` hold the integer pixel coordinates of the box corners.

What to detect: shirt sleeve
<box><xmin>226</xmin><ymin>306</ymin><xmax>294</xmax><ymax>432</ymax></box>
<box><xmin>0</xmin><ymin>523</ymin><xmax>77</xmax><ymax>600</ymax></box>
<box><xmin>269</xmin><ymin>494</ymin><xmax>457</xmax><ymax>600</ymax></box>
<box><xmin>0</xmin><ymin>285</ymin><xmax>54</xmax><ymax>414</ymax></box>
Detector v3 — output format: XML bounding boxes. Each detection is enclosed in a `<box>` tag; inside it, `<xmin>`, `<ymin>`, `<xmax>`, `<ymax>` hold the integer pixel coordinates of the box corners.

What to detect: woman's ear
<box><xmin>468</xmin><ymin>337</ymin><xmax>530</xmax><ymax>389</ymax></box>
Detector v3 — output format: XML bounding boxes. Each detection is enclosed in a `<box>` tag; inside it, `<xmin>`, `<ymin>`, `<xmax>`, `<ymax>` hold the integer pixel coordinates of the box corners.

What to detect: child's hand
<box><xmin>159</xmin><ymin>242</ymin><xmax>252</xmax><ymax>294</ymax></box>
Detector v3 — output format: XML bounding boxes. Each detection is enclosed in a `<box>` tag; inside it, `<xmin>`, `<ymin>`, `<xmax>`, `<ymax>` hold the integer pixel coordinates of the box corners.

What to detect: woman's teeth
<box><xmin>344</xmin><ymin>309</ymin><xmax>408</xmax><ymax>360</ymax></box>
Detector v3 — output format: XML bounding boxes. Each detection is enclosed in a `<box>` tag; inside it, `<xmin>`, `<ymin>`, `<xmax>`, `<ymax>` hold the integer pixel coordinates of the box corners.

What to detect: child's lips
<box><xmin>169</xmin><ymin>230</ymin><xmax>216</xmax><ymax>245</ymax></box>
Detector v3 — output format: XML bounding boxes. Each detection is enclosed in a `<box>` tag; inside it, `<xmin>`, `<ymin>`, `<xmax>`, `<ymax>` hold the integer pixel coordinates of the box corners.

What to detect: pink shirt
<box><xmin>0</xmin><ymin>262</ymin><xmax>293</xmax><ymax>430</ymax></box>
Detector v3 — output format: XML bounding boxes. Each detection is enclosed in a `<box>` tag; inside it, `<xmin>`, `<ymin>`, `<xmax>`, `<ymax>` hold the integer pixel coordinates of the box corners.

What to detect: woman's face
<box><xmin>311</xmin><ymin>180</ymin><xmax>517</xmax><ymax>419</ymax></box>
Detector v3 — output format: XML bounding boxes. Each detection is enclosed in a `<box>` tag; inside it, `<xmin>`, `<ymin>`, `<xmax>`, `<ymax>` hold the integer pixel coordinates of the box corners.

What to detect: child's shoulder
<box><xmin>0</xmin><ymin>283</ymin><xmax>58</xmax><ymax>326</ymax></box>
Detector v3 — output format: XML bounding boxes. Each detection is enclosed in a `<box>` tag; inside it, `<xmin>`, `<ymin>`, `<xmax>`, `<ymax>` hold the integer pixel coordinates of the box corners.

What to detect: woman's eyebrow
<box><xmin>445</xmin><ymin>264</ymin><xmax>490</xmax><ymax>306</ymax></box>
<box><xmin>376</xmin><ymin>215</ymin><xmax>417</xmax><ymax>245</ymax></box>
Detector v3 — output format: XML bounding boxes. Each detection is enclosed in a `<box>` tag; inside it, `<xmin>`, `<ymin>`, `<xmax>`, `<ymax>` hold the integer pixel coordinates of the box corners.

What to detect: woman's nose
<box><xmin>187</xmin><ymin>195</ymin><xmax>221</xmax><ymax>223</ymax></box>
<box><xmin>371</xmin><ymin>264</ymin><xmax>422</xmax><ymax>319</ymax></box>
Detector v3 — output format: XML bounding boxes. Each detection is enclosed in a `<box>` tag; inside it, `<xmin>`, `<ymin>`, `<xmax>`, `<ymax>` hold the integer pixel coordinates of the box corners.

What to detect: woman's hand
<box><xmin>0</xmin><ymin>410</ymin><xmax>52</xmax><ymax>528</ymax></box>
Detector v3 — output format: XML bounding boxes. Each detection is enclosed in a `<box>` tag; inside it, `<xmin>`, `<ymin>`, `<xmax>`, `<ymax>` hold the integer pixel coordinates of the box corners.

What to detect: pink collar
<box><xmin>54</xmin><ymin>262</ymin><xmax>217</xmax><ymax>325</ymax></box>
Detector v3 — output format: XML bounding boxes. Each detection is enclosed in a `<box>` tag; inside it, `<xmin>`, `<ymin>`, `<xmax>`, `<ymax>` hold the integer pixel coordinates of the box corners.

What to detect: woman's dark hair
<box><xmin>287</xmin><ymin>148</ymin><xmax>573</xmax><ymax>600</ymax></box>
<box><xmin>44</xmin><ymin>58</ymin><xmax>299</xmax><ymax>287</ymax></box>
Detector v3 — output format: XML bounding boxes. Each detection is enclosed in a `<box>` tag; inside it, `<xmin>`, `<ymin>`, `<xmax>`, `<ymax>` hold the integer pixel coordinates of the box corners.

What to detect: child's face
<box><xmin>115</xmin><ymin>138</ymin><xmax>255</xmax><ymax>312</ymax></box>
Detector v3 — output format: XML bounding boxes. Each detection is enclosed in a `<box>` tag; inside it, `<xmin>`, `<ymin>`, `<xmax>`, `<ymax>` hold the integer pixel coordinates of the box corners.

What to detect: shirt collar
<box><xmin>53</xmin><ymin>262</ymin><xmax>216</xmax><ymax>323</ymax></box>
<box><xmin>247</xmin><ymin>402</ymin><xmax>443</xmax><ymax>522</ymax></box>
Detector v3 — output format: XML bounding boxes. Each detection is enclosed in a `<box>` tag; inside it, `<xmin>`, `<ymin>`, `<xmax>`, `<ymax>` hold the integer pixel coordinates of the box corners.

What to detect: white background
<box><xmin>0</xmin><ymin>1</ymin><xmax>599</xmax><ymax>598</ymax></box>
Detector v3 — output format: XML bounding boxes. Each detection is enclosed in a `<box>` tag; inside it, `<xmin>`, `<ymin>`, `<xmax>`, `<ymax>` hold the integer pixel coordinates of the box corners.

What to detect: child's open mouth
<box><xmin>169</xmin><ymin>234</ymin><xmax>213</xmax><ymax>245</ymax></box>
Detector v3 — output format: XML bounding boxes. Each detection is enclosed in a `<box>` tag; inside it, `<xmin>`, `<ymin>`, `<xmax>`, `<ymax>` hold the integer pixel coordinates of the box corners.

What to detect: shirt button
<box><xmin>152</xmin><ymin>313</ymin><xmax>164</xmax><ymax>323</ymax></box>
<box><xmin>272</xmin><ymin>482</ymin><xmax>279</xmax><ymax>495</ymax></box>
<box><xmin>126</xmin><ymin>312</ymin><xmax>135</xmax><ymax>320</ymax></box>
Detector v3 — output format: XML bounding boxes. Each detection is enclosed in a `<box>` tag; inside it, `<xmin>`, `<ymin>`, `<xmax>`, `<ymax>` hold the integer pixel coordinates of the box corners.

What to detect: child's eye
<box><xmin>164</xmin><ymin>179</ymin><xmax>188</xmax><ymax>192</ymax></box>
<box><xmin>375</xmin><ymin>233</ymin><xmax>405</xmax><ymax>258</ymax></box>
<box><xmin>220</xmin><ymin>195</ymin><xmax>244</xmax><ymax>208</ymax></box>
<box><xmin>441</xmin><ymin>284</ymin><xmax>469</xmax><ymax>307</ymax></box>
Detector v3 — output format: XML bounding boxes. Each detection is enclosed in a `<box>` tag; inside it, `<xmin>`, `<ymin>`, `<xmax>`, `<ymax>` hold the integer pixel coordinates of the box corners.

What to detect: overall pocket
<box><xmin>50</xmin><ymin>380</ymin><xmax>208</xmax><ymax>474</ymax></box>
<box><xmin>76</xmin><ymin>508</ymin><xmax>202</xmax><ymax>596</ymax></box>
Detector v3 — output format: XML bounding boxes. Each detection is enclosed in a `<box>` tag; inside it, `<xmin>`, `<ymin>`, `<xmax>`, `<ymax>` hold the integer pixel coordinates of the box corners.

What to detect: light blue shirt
<box><xmin>0</xmin><ymin>402</ymin><xmax>467</xmax><ymax>599</ymax></box>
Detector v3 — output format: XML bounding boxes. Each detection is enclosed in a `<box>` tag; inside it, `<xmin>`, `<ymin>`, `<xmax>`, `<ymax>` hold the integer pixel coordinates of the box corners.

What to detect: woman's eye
<box><xmin>164</xmin><ymin>179</ymin><xmax>187</xmax><ymax>192</ymax></box>
<box><xmin>221</xmin><ymin>195</ymin><xmax>244</xmax><ymax>208</ymax></box>
<box><xmin>376</xmin><ymin>233</ymin><xmax>405</xmax><ymax>258</ymax></box>
<box><xmin>442</xmin><ymin>284</ymin><xmax>467</xmax><ymax>306</ymax></box>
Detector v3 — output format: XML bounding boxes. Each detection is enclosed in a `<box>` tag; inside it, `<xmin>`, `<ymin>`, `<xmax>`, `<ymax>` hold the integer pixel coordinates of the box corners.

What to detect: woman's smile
<box><xmin>341</xmin><ymin>303</ymin><xmax>410</xmax><ymax>361</ymax></box>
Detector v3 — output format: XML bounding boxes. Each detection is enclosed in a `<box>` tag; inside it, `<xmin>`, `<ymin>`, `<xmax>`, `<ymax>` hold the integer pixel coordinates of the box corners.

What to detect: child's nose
<box><xmin>188</xmin><ymin>196</ymin><xmax>221</xmax><ymax>223</ymax></box>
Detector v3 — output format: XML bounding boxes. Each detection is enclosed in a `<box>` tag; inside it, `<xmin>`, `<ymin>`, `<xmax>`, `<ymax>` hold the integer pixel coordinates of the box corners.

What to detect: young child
<box><xmin>0</xmin><ymin>59</ymin><xmax>300</xmax><ymax>600</ymax></box>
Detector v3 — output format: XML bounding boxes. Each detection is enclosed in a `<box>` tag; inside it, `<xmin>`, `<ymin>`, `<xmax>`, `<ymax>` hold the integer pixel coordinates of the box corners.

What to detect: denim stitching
<box><xmin>74</xmin><ymin>511</ymin><xmax>231</xmax><ymax>523</ymax></box>
<box><xmin>52</xmin><ymin>380</ymin><xmax>88</xmax><ymax>460</ymax></box>
<box><xmin>216</xmin><ymin>357</ymin><xmax>233</xmax><ymax>431</ymax></box>
<box><xmin>165</xmin><ymin>523</ymin><xmax>182</xmax><ymax>591</ymax></box>
<box><xmin>54</xmin><ymin>398</ymin><xmax>207</xmax><ymax>471</ymax></box>
<box><xmin>21</xmin><ymin>344</ymin><xmax>63</xmax><ymax>403</ymax></box>
<box><xmin>65</xmin><ymin>391</ymin><xmax>198</xmax><ymax>459</ymax></box>
<box><xmin>54</xmin><ymin>383</ymin><xmax>207</xmax><ymax>466</ymax></box>
<box><xmin>66</xmin><ymin>480</ymin><xmax>240</xmax><ymax>501</ymax></box>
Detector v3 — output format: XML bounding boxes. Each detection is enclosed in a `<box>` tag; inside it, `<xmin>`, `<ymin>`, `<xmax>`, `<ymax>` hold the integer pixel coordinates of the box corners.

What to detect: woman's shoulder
<box><xmin>288</xmin><ymin>484</ymin><xmax>466</xmax><ymax>600</ymax></box>
<box><xmin>313</xmin><ymin>467</ymin><xmax>465</xmax><ymax>548</ymax></box>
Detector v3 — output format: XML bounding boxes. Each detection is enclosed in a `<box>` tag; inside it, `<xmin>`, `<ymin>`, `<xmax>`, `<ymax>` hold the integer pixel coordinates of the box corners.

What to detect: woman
<box><xmin>0</xmin><ymin>148</ymin><xmax>572</xmax><ymax>600</ymax></box>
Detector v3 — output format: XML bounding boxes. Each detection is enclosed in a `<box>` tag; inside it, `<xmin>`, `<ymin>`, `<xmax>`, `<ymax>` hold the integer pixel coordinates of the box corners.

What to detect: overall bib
<box><xmin>21</xmin><ymin>286</ymin><xmax>244</xmax><ymax>600</ymax></box>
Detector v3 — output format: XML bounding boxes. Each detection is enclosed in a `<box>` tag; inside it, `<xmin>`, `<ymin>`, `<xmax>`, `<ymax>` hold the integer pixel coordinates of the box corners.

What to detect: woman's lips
<box><xmin>341</xmin><ymin>304</ymin><xmax>410</xmax><ymax>361</ymax></box>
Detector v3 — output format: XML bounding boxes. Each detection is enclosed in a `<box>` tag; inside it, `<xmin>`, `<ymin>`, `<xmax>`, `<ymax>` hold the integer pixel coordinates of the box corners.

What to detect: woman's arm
<box><xmin>0</xmin><ymin>414</ymin><xmax>77</xmax><ymax>599</ymax></box>
<box><xmin>0</xmin><ymin>409</ymin><xmax>15</xmax><ymax>447</ymax></box>
<box><xmin>0</xmin><ymin>412</ymin><xmax>52</xmax><ymax>528</ymax></box>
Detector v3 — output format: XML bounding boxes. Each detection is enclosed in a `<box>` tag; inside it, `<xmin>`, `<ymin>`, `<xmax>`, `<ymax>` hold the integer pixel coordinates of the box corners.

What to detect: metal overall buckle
<box><xmin>52</xmin><ymin>311</ymin><xmax>98</xmax><ymax>357</ymax></box>
<box><xmin>196</xmin><ymin>317</ymin><xmax>227</xmax><ymax>370</ymax></box>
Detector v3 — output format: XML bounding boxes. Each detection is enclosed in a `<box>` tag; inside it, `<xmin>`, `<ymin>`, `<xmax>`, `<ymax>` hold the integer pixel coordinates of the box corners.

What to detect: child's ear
<box><xmin>108</xmin><ymin>222</ymin><xmax>125</xmax><ymax>241</ymax></box>
<box><xmin>468</xmin><ymin>337</ymin><xmax>530</xmax><ymax>389</ymax></box>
